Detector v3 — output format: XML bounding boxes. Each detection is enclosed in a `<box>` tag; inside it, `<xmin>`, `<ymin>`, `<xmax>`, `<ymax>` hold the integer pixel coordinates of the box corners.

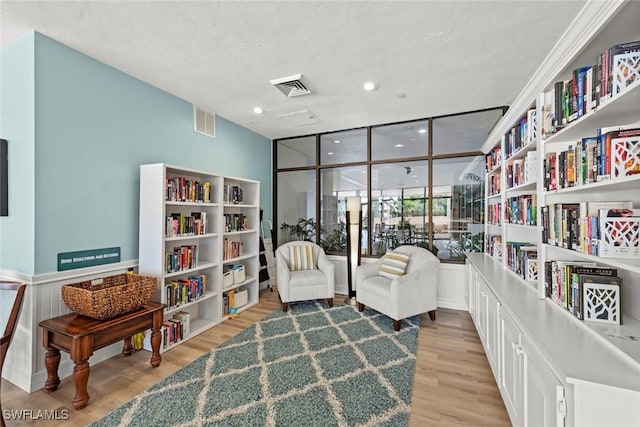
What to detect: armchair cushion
<box><xmin>288</xmin><ymin>244</ymin><xmax>315</xmax><ymax>270</ymax></box>
<box><xmin>379</xmin><ymin>251</ymin><xmax>410</xmax><ymax>279</ymax></box>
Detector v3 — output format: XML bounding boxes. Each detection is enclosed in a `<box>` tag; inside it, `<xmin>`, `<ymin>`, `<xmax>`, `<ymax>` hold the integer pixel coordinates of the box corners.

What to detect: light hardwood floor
<box><xmin>2</xmin><ymin>289</ymin><xmax>510</xmax><ymax>426</ymax></box>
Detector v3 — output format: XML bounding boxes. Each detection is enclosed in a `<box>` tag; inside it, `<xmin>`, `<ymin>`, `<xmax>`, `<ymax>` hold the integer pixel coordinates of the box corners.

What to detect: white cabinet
<box><xmin>500</xmin><ymin>306</ymin><xmax>524</xmax><ymax>425</ymax></box>
<box><xmin>479</xmin><ymin>279</ymin><xmax>500</xmax><ymax>374</ymax></box>
<box><xmin>521</xmin><ymin>334</ymin><xmax>566</xmax><ymax>427</ymax></box>
<box><xmin>138</xmin><ymin>163</ymin><xmax>260</xmax><ymax>352</ymax></box>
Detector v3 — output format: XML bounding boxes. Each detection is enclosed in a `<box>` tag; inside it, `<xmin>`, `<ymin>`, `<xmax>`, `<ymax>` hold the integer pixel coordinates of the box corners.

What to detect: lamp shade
<box><xmin>346</xmin><ymin>196</ymin><xmax>361</xmax><ymax>224</ymax></box>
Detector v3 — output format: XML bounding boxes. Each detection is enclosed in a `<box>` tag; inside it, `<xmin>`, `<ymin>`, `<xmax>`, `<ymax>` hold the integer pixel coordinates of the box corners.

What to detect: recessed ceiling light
<box><xmin>362</xmin><ymin>81</ymin><xmax>378</xmax><ymax>91</ymax></box>
<box><xmin>328</xmin><ymin>152</ymin><xmax>334</xmax><ymax>155</ymax></box>
<box><xmin>394</xmin><ymin>144</ymin><xmax>404</xmax><ymax>148</ymax></box>
<box><xmin>418</xmin><ymin>129</ymin><xmax>427</xmax><ymax>134</ymax></box>
<box><xmin>406</xmin><ymin>125</ymin><xmax>414</xmax><ymax>130</ymax></box>
<box><xmin>333</xmin><ymin>140</ymin><xmax>341</xmax><ymax>144</ymax></box>
<box><xmin>253</xmin><ymin>106</ymin><xmax>263</xmax><ymax>114</ymax></box>
<box><xmin>410</xmin><ymin>138</ymin><xmax>416</xmax><ymax>141</ymax></box>
<box><xmin>411</xmin><ymin>174</ymin><xmax>418</xmax><ymax>178</ymax></box>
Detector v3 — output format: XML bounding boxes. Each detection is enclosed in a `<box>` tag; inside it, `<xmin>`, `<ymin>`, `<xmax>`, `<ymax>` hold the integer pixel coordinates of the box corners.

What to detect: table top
<box><xmin>39</xmin><ymin>302</ymin><xmax>164</xmax><ymax>338</ymax></box>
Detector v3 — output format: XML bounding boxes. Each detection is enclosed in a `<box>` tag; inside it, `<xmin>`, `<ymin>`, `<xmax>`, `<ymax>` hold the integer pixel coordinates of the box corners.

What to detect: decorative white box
<box><xmin>583</xmin><ymin>278</ymin><xmax>621</xmax><ymax>324</ymax></box>
<box><xmin>526</xmin><ymin>259</ymin><xmax>538</xmax><ymax>281</ymax></box>
<box><xmin>612</xmin><ymin>51</ymin><xmax>640</xmax><ymax>96</ymax></box>
<box><xmin>598</xmin><ymin>215</ymin><xmax>640</xmax><ymax>258</ymax></box>
<box><xmin>234</xmin><ymin>289</ymin><xmax>248</xmax><ymax>308</ymax></box>
<box><xmin>232</xmin><ymin>264</ymin><xmax>246</xmax><ymax>284</ymax></box>
<box><xmin>223</xmin><ymin>270</ymin><xmax>233</xmax><ymax>289</ymax></box>
<box><xmin>611</xmin><ymin>133</ymin><xmax>640</xmax><ymax>179</ymax></box>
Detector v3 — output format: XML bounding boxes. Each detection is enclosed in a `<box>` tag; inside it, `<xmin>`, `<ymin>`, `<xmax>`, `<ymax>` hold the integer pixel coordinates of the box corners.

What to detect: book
<box><xmin>173</xmin><ymin>311</ymin><xmax>191</xmax><ymax>339</ymax></box>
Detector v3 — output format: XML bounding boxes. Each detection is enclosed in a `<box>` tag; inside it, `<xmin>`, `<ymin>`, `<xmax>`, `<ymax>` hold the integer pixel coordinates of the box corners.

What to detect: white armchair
<box><xmin>275</xmin><ymin>241</ymin><xmax>335</xmax><ymax>312</ymax></box>
<box><xmin>356</xmin><ymin>245</ymin><xmax>439</xmax><ymax>331</ymax></box>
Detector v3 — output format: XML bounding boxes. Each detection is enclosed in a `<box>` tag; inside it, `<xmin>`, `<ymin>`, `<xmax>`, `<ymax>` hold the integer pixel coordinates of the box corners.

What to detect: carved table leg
<box><xmin>71</xmin><ymin>359</ymin><xmax>90</xmax><ymax>410</ymax></box>
<box><xmin>150</xmin><ymin>311</ymin><xmax>163</xmax><ymax>368</ymax></box>
<box><xmin>122</xmin><ymin>336</ymin><xmax>133</xmax><ymax>356</ymax></box>
<box><xmin>43</xmin><ymin>347</ymin><xmax>61</xmax><ymax>392</ymax></box>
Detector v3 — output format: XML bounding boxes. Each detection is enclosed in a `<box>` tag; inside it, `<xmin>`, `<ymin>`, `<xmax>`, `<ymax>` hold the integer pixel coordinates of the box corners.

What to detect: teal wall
<box><xmin>1</xmin><ymin>32</ymin><xmax>271</xmax><ymax>275</ymax></box>
<box><xmin>0</xmin><ymin>33</ymin><xmax>36</xmax><ymax>274</ymax></box>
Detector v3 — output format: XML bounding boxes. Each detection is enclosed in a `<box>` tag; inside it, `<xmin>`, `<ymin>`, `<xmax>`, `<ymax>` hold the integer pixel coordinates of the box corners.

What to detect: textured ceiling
<box><xmin>1</xmin><ymin>1</ymin><xmax>586</xmax><ymax>140</ymax></box>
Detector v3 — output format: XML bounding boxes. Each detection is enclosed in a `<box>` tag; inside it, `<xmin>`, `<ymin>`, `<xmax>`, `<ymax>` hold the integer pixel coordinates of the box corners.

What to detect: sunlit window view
<box><xmin>274</xmin><ymin>108</ymin><xmax>502</xmax><ymax>262</ymax></box>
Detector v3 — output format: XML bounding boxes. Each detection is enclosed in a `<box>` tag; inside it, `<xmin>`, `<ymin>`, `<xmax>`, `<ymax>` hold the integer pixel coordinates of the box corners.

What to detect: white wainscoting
<box><xmin>1</xmin><ymin>261</ymin><xmax>137</xmax><ymax>392</ymax></box>
<box><xmin>327</xmin><ymin>255</ymin><xmax>468</xmax><ymax>311</ymax></box>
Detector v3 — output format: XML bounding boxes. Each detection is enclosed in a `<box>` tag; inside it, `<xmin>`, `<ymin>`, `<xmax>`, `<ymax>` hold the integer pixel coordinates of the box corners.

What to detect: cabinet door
<box><xmin>467</xmin><ymin>263</ymin><xmax>478</xmax><ymax>323</ymax></box>
<box><xmin>477</xmin><ymin>280</ymin><xmax>500</xmax><ymax>369</ymax></box>
<box><xmin>500</xmin><ymin>307</ymin><xmax>523</xmax><ymax>426</ymax></box>
<box><xmin>521</xmin><ymin>335</ymin><xmax>565</xmax><ymax>427</ymax></box>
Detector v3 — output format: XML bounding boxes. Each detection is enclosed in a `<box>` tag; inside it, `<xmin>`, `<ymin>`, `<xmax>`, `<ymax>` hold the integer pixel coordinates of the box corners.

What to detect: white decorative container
<box><xmin>598</xmin><ymin>214</ymin><xmax>640</xmax><ymax>258</ymax></box>
<box><xmin>223</xmin><ymin>270</ymin><xmax>233</xmax><ymax>289</ymax></box>
<box><xmin>234</xmin><ymin>289</ymin><xmax>248</xmax><ymax>308</ymax></box>
<box><xmin>611</xmin><ymin>133</ymin><xmax>640</xmax><ymax>179</ymax></box>
<box><xmin>232</xmin><ymin>264</ymin><xmax>246</xmax><ymax>284</ymax></box>
<box><xmin>612</xmin><ymin>51</ymin><xmax>640</xmax><ymax>96</ymax></box>
<box><xmin>583</xmin><ymin>278</ymin><xmax>621</xmax><ymax>324</ymax></box>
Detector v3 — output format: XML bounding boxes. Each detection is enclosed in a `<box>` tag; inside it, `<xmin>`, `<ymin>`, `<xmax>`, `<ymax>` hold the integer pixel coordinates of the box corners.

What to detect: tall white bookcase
<box><xmin>469</xmin><ymin>2</ymin><xmax>640</xmax><ymax>426</ymax></box>
<box><xmin>138</xmin><ymin>163</ymin><xmax>260</xmax><ymax>353</ymax></box>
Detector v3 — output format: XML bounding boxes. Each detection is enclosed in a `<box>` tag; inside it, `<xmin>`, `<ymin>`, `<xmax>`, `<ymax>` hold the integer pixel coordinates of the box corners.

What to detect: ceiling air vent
<box><xmin>270</xmin><ymin>74</ymin><xmax>311</xmax><ymax>97</ymax></box>
<box><xmin>193</xmin><ymin>106</ymin><xmax>216</xmax><ymax>138</ymax></box>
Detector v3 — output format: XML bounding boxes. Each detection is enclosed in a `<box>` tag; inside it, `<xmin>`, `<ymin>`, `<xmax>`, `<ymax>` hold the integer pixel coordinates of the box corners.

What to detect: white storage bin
<box><xmin>234</xmin><ymin>289</ymin><xmax>248</xmax><ymax>308</ymax></box>
<box><xmin>233</xmin><ymin>264</ymin><xmax>246</xmax><ymax>284</ymax></box>
<box><xmin>223</xmin><ymin>270</ymin><xmax>233</xmax><ymax>289</ymax></box>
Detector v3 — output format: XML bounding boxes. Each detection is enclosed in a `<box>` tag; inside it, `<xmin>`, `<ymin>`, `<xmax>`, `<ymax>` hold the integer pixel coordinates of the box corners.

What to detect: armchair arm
<box><xmin>276</xmin><ymin>251</ymin><xmax>291</xmax><ymax>300</ymax></box>
<box><xmin>388</xmin><ymin>264</ymin><xmax>439</xmax><ymax>318</ymax></box>
<box><xmin>356</xmin><ymin>260</ymin><xmax>382</xmax><ymax>285</ymax></box>
<box><xmin>317</xmin><ymin>251</ymin><xmax>335</xmax><ymax>294</ymax></box>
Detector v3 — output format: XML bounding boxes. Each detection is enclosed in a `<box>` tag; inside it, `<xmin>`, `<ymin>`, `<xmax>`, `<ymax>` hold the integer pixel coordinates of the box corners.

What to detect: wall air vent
<box><xmin>193</xmin><ymin>106</ymin><xmax>216</xmax><ymax>138</ymax></box>
<box><xmin>270</xmin><ymin>74</ymin><xmax>311</xmax><ymax>97</ymax></box>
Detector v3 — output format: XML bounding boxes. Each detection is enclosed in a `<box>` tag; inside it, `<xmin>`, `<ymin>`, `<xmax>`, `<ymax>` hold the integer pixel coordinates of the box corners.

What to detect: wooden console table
<box><xmin>39</xmin><ymin>302</ymin><xmax>164</xmax><ymax>410</ymax></box>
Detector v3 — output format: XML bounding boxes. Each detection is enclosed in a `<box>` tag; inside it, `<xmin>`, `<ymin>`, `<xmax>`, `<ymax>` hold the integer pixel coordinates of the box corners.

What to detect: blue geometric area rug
<box><xmin>91</xmin><ymin>301</ymin><xmax>419</xmax><ymax>427</ymax></box>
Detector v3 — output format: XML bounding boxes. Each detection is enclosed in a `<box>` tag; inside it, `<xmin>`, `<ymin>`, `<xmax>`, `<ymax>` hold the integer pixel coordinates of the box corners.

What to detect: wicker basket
<box><xmin>61</xmin><ymin>273</ymin><xmax>157</xmax><ymax>320</ymax></box>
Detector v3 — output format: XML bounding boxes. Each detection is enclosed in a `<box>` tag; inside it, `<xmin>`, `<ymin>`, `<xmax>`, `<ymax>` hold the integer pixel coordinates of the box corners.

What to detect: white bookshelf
<box><xmin>138</xmin><ymin>163</ymin><xmax>260</xmax><ymax>352</ymax></box>
<box><xmin>471</xmin><ymin>2</ymin><xmax>640</xmax><ymax>426</ymax></box>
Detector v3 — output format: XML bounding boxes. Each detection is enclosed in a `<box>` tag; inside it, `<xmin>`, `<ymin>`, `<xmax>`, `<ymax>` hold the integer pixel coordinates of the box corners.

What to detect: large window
<box><xmin>320</xmin><ymin>166</ymin><xmax>367</xmax><ymax>254</ymax></box>
<box><xmin>274</xmin><ymin>107</ymin><xmax>503</xmax><ymax>262</ymax></box>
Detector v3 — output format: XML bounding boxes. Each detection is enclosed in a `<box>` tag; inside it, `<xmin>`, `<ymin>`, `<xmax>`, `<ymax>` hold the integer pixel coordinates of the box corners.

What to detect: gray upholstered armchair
<box><xmin>356</xmin><ymin>245</ymin><xmax>439</xmax><ymax>331</ymax></box>
<box><xmin>275</xmin><ymin>241</ymin><xmax>335</xmax><ymax>311</ymax></box>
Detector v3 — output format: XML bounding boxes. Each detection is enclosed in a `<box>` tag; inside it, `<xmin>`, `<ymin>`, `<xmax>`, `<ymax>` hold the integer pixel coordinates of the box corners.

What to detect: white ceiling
<box><xmin>1</xmin><ymin>1</ymin><xmax>586</xmax><ymax>140</ymax></box>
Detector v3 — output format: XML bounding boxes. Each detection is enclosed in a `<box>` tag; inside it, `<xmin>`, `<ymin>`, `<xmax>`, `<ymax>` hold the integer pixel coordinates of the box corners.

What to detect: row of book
<box><xmin>162</xmin><ymin>311</ymin><xmax>191</xmax><ymax>349</ymax></box>
<box><xmin>544</xmin><ymin>261</ymin><xmax>621</xmax><ymax>324</ymax></box>
<box><xmin>541</xmin><ymin>201</ymin><xmax>640</xmax><ymax>258</ymax></box>
<box><xmin>505</xmin><ymin>195</ymin><xmax>537</xmax><ymax>226</ymax></box>
<box><xmin>506</xmin><ymin>241</ymin><xmax>538</xmax><ymax>282</ymax></box>
<box><xmin>166</xmin><ymin>244</ymin><xmax>198</xmax><ymax>273</ymax></box>
<box><xmin>164</xmin><ymin>274</ymin><xmax>205</xmax><ymax>309</ymax></box>
<box><xmin>224</xmin><ymin>213</ymin><xmax>248</xmax><ymax>232</ymax></box>
<box><xmin>541</xmin><ymin>39</ymin><xmax>639</xmax><ymax>136</ymax></box>
<box><xmin>505</xmin><ymin>151</ymin><xmax>538</xmax><ymax>189</ymax></box>
<box><xmin>223</xmin><ymin>238</ymin><xmax>243</xmax><ymax>260</ymax></box>
<box><xmin>485</xmin><ymin>146</ymin><xmax>502</xmax><ymax>172</ymax></box>
<box><xmin>223</xmin><ymin>184</ymin><xmax>244</xmax><ymax>204</ymax></box>
<box><xmin>487</xmin><ymin>202</ymin><xmax>501</xmax><ymax>226</ymax></box>
<box><xmin>166</xmin><ymin>177</ymin><xmax>212</xmax><ymax>203</ymax></box>
<box><xmin>166</xmin><ymin>212</ymin><xmax>208</xmax><ymax>237</ymax></box>
<box><xmin>543</xmin><ymin>125</ymin><xmax>640</xmax><ymax>191</ymax></box>
<box><xmin>503</xmin><ymin>109</ymin><xmax>537</xmax><ymax>160</ymax></box>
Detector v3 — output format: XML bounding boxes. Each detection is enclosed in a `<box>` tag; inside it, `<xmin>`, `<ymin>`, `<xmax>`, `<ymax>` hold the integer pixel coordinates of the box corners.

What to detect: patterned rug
<box><xmin>91</xmin><ymin>301</ymin><xmax>419</xmax><ymax>427</ymax></box>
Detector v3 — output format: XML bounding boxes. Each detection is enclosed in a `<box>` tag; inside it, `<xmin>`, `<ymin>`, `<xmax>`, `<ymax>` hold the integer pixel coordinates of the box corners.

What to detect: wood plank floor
<box><xmin>2</xmin><ymin>289</ymin><xmax>510</xmax><ymax>426</ymax></box>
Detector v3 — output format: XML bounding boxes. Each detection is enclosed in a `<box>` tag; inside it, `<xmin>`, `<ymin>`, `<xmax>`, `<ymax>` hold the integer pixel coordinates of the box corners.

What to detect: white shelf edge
<box><xmin>223</xmin><ymin>229</ymin><xmax>258</xmax><ymax>236</ymax></box>
<box><xmin>165</xmin><ymin>232</ymin><xmax>218</xmax><ymax>242</ymax></box>
<box><xmin>543</xmin><ymin>175</ymin><xmax>640</xmax><ymax>196</ymax></box>
<box><xmin>222</xmin><ymin>253</ymin><xmax>259</xmax><ymax>265</ymax></box>
<box><xmin>163</xmin><ymin>291</ymin><xmax>220</xmax><ymax>315</ymax></box>
<box><xmin>222</xmin><ymin>276</ymin><xmax>257</xmax><ymax>292</ymax></box>
<box><xmin>164</xmin><ymin>261</ymin><xmax>218</xmax><ymax>279</ymax></box>
<box><xmin>165</xmin><ymin>201</ymin><xmax>218</xmax><ymax>207</ymax></box>
<box><xmin>543</xmin><ymin>244</ymin><xmax>640</xmax><ymax>273</ymax></box>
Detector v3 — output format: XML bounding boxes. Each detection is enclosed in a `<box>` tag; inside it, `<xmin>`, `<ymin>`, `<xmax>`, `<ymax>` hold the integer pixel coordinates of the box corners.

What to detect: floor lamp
<box><xmin>345</xmin><ymin>196</ymin><xmax>361</xmax><ymax>306</ymax></box>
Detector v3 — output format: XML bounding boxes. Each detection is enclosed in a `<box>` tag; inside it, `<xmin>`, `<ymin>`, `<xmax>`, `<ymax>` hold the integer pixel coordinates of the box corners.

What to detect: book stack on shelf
<box><xmin>544</xmin><ymin>261</ymin><xmax>621</xmax><ymax>325</ymax></box>
<box><xmin>541</xmin><ymin>201</ymin><xmax>640</xmax><ymax>258</ymax></box>
<box><xmin>166</xmin><ymin>177</ymin><xmax>211</xmax><ymax>203</ymax></box>
<box><xmin>485</xmin><ymin>145</ymin><xmax>502</xmax><ymax>172</ymax></box>
<box><xmin>543</xmin><ymin>124</ymin><xmax>640</xmax><ymax>191</ymax></box>
<box><xmin>542</xmin><ymin>40</ymin><xmax>640</xmax><ymax>135</ymax></box>
<box><xmin>164</xmin><ymin>275</ymin><xmax>205</xmax><ymax>309</ymax></box>
<box><xmin>504</xmin><ymin>108</ymin><xmax>537</xmax><ymax>158</ymax></box>
<box><xmin>487</xmin><ymin>202</ymin><xmax>501</xmax><ymax>226</ymax></box>
<box><xmin>166</xmin><ymin>211</ymin><xmax>208</xmax><ymax>237</ymax></box>
<box><xmin>505</xmin><ymin>195</ymin><xmax>537</xmax><ymax>225</ymax></box>
<box><xmin>505</xmin><ymin>241</ymin><xmax>538</xmax><ymax>282</ymax></box>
